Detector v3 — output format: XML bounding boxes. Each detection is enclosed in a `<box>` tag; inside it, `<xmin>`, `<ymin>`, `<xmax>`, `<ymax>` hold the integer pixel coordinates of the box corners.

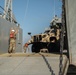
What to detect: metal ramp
<box><xmin>0</xmin><ymin>53</ymin><xmax>69</xmax><ymax>75</ymax></box>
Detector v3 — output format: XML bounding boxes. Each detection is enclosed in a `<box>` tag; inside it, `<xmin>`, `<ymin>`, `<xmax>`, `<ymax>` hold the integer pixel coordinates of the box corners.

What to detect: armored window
<box><xmin>42</xmin><ymin>35</ymin><xmax>46</xmax><ymax>38</ymax></box>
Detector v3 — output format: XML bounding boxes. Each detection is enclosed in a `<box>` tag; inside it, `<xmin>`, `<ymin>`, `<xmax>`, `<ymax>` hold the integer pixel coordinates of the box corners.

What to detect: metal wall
<box><xmin>0</xmin><ymin>17</ymin><xmax>22</xmax><ymax>53</ymax></box>
<box><xmin>65</xmin><ymin>0</ymin><xmax>76</xmax><ymax>65</ymax></box>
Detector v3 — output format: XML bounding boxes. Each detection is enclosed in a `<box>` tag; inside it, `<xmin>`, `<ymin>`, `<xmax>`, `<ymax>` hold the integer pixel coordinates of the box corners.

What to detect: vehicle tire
<box><xmin>32</xmin><ymin>44</ymin><xmax>40</xmax><ymax>53</ymax></box>
<box><xmin>48</xmin><ymin>43</ymin><xmax>57</xmax><ymax>53</ymax></box>
<box><xmin>32</xmin><ymin>44</ymin><xmax>36</xmax><ymax>52</ymax></box>
<box><xmin>48</xmin><ymin>43</ymin><xmax>52</xmax><ymax>53</ymax></box>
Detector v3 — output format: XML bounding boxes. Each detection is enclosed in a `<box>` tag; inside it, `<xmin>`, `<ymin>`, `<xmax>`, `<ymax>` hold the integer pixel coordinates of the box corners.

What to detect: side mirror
<box><xmin>28</xmin><ymin>32</ymin><xmax>32</xmax><ymax>37</ymax></box>
<box><xmin>28</xmin><ymin>32</ymin><xmax>31</xmax><ymax>35</ymax></box>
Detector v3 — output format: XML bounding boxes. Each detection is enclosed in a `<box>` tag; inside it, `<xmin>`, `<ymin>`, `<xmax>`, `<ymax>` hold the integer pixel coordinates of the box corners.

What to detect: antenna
<box><xmin>54</xmin><ymin>0</ymin><xmax>56</xmax><ymax>17</ymax></box>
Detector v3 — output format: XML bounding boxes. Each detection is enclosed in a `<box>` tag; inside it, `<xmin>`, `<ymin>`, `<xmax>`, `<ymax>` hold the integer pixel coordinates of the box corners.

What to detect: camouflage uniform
<box><xmin>23</xmin><ymin>43</ymin><xmax>29</xmax><ymax>53</ymax></box>
<box><xmin>8</xmin><ymin>29</ymin><xmax>17</xmax><ymax>53</ymax></box>
<box><xmin>8</xmin><ymin>38</ymin><xmax>16</xmax><ymax>53</ymax></box>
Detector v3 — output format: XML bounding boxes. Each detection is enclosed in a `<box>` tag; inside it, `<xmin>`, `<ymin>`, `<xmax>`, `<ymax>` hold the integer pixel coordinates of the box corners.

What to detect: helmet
<box><xmin>11</xmin><ymin>29</ymin><xmax>15</xmax><ymax>32</ymax></box>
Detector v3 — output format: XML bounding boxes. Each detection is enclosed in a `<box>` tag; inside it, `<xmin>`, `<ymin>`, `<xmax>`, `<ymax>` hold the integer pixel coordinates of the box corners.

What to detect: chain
<box><xmin>59</xmin><ymin>0</ymin><xmax>65</xmax><ymax>75</ymax></box>
<box><xmin>39</xmin><ymin>53</ymin><xmax>55</xmax><ymax>75</ymax></box>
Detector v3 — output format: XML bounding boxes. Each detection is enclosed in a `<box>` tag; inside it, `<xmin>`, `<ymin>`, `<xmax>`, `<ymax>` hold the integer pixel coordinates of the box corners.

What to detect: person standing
<box><xmin>8</xmin><ymin>28</ymin><xmax>18</xmax><ymax>53</ymax></box>
<box><xmin>23</xmin><ymin>43</ymin><xmax>29</xmax><ymax>53</ymax></box>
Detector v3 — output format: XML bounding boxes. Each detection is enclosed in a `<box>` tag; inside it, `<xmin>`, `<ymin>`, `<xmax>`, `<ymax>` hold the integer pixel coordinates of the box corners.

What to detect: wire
<box><xmin>24</xmin><ymin>0</ymin><xmax>29</xmax><ymax>18</ymax></box>
<box><xmin>22</xmin><ymin>0</ymin><xmax>29</xmax><ymax>47</ymax></box>
<box><xmin>22</xmin><ymin>0</ymin><xmax>29</xmax><ymax>25</ymax></box>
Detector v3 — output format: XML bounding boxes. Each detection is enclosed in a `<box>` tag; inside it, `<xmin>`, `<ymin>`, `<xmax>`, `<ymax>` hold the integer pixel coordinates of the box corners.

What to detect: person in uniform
<box><xmin>8</xmin><ymin>28</ymin><xmax>18</xmax><ymax>53</ymax></box>
<box><xmin>23</xmin><ymin>43</ymin><xmax>29</xmax><ymax>53</ymax></box>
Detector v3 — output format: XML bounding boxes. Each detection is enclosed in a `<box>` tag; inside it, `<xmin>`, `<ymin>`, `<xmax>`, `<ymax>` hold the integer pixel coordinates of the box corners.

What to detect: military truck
<box><xmin>25</xmin><ymin>16</ymin><xmax>62</xmax><ymax>53</ymax></box>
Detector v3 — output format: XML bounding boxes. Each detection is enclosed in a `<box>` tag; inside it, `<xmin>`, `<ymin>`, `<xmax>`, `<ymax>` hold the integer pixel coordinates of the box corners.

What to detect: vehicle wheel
<box><xmin>48</xmin><ymin>43</ymin><xmax>52</xmax><ymax>53</ymax></box>
<box><xmin>32</xmin><ymin>44</ymin><xmax>36</xmax><ymax>52</ymax></box>
<box><xmin>32</xmin><ymin>44</ymin><xmax>40</xmax><ymax>53</ymax></box>
<box><xmin>48</xmin><ymin>43</ymin><xmax>56</xmax><ymax>53</ymax></box>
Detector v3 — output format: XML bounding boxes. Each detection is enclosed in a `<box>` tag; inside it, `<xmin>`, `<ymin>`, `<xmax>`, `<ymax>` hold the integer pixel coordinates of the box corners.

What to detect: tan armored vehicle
<box><xmin>25</xmin><ymin>16</ymin><xmax>62</xmax><ymax>53</ymax></box>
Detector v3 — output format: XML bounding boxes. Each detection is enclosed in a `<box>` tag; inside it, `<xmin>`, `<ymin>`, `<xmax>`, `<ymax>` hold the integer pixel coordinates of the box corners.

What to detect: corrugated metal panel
<box><xmin>65</xmin><ymin>0</ymin><xmax>76</xmax><ymax>65</ymax></box>
<box><xmin>0</xmin><ymin>17</ymin><xmax>22</xmax><ymax>53</ymax></box>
